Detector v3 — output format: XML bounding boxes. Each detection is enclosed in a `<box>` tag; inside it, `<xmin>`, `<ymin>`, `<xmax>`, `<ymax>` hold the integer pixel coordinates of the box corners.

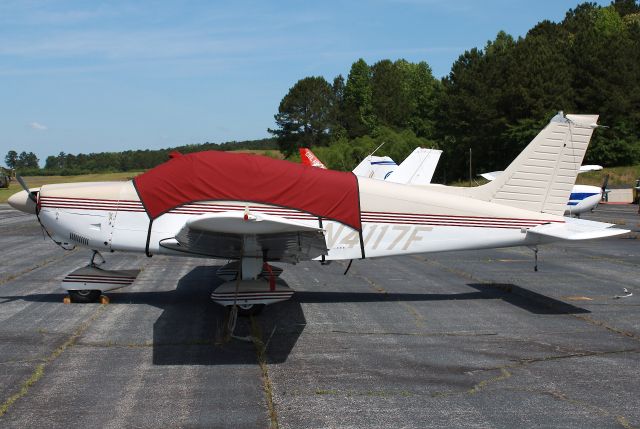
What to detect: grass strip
<box><xmin>250</xmin><ymin>316</ymin><xmax>279</xmax><ymax>429</ymax></box>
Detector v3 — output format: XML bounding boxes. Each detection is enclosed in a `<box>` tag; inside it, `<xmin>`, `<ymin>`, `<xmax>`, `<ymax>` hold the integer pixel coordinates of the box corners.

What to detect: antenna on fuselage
<box><xmin>369</xmin><ymin>142</ymin><xmax>386</xmax><ymax>157</ymax></box>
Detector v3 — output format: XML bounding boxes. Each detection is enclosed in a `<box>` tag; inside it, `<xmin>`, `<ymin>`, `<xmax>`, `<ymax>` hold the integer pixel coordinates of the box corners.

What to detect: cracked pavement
<box><xmin>0</xmin><ymin>203</ymin><xmax>639</xmax><ymax>428</ymax></box>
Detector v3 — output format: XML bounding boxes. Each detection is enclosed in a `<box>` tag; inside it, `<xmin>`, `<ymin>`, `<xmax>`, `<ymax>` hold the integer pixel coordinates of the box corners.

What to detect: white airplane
<box><xmin>300</xmin><ymin>147</ymin><xmax>442</xmax><ymax>185</ymax></box>
<box><xmin>480</xmin><ymin>165</ymin><xmax>607</xmax><ymax>217</ymax></box>
<box><xmin>9</xmin><ymin>112</ymin><xmax>627</xmax><ymax>318</ymax></box>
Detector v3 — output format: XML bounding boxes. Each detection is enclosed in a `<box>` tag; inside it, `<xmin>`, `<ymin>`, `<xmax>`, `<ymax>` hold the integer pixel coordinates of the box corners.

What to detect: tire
<box><xmin>69</xmin><ymin>289</ymin><xmax>102</xmax><ymax>303</ymax></box>
<box><xmin>237</xmin><ymin>304</ymin><xmax>265</xmax><ymax>317</ymax></box>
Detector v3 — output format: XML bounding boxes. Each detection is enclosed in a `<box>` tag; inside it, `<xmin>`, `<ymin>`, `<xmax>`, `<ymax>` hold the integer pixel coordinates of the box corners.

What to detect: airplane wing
<box><xmin>526</xmin><ymin>218</ymin><xmax>628</xmax><ymax>241</ymax></box>
<box><xmin>160</xmin><ymin>211</ymin><xmax>328</xmax><ymax>263</ymax></box>
<box><xmin>579</xmin><ymin>165</ymin><xmax>603</xmax><ymax>173</ymax></box>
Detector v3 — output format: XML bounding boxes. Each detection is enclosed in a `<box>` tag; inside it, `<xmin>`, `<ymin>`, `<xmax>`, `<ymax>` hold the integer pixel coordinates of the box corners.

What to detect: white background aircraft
<box><xmin>9</xmin><ymin>113</ymin><xmax>626</xmax><ymax>317</ymax></box>
<box><xmin>301</xmin><ymin>146</ymin><xmax>442</xmax><ymax>185</ymax></box>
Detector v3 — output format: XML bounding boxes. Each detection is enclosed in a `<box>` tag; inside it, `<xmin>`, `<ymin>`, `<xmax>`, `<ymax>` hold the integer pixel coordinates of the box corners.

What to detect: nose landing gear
<box><xmin>62</xmin><ymin>250</ymin><xmax>140</xmax><ymax>303</ymax></box>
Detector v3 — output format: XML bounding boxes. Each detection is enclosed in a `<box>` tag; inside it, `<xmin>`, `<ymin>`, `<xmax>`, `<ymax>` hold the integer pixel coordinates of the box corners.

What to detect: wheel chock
<box><xmin>99</xmin><ymin>295</ymin><xmax>110</xmax><ymax>305</ymax></box>
<box><xmin>63</xmin><ymin>295</ymin><xmax>71</xmax><ymax>304</ymax></box>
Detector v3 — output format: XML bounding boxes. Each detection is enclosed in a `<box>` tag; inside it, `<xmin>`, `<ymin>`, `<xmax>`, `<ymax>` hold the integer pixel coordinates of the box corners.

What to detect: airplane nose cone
<box><xmin>7</xmin><ymin>190</ymin><xmax>37</xmax><ymax>214</ymax></box>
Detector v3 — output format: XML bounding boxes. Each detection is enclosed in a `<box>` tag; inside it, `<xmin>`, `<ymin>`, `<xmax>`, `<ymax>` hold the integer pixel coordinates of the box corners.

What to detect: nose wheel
<box><xmin>236</xmin><ymin>303</ymin><xmax>265</xmax><ymax>317</ymax></box>
<box><xmin>68</xmin><ymin>289</ymin><xmax>102</xmax><ymax>303</ymax></box>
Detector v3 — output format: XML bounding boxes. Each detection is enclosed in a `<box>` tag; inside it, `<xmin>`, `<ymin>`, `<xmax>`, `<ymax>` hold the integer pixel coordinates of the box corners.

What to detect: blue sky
<box><xmin>0</xmin><ymin>0</ymin><xmax>609</xmax><ymax>164</ymax></box>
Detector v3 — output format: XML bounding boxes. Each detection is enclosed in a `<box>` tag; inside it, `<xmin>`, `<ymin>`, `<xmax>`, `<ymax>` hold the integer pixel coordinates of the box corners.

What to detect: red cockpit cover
<box><xmin>133</xmin><ymin>151</ymin><xmax>361</xmax><ymax>230</ymax></box>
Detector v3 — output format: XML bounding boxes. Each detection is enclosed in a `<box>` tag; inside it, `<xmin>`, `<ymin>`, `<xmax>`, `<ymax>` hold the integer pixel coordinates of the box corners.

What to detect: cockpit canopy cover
<box><xmin>133</xmin><ymin>151</ymin><xmax>361</xmax><ymax>230</ymax></box>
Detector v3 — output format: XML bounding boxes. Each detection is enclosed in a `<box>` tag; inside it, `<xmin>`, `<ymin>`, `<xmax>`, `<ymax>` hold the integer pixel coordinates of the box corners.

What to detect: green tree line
<box><xmin>4</xmin><ymin>150</ymin><xmax>39</xmax><ymax>170</ymax></box>
<box><xmin>4</xmin><ymin>138</ymin><xmax>278</xmax><ymax>176</ymax></box>
<box><xmin>270</xmin><ymin>0</ymin><xmax>640</xmax><ymax>182</ymax></box>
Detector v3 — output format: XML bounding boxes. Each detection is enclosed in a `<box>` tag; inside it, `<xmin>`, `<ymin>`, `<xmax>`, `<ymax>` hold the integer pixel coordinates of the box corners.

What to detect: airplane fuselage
<box><xmin>33</xmin><ymin>178</ymin><xmax>564</xmax><ymax>261</ymax></box>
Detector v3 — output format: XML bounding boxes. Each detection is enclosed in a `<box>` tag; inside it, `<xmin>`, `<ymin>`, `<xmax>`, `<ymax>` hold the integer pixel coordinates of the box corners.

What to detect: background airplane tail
<box><xmin>300</xmin><ymin>148</ymin><xmax>327</xmax><ymax>169</ymax></box>
<box><xmin>464</xmin><ymin>112</ymin><xmax>599</xmax><ymax>216</ymax></box>
<box><xmin>352</xmin><ymin>155</ymin><xmax>397</xmax><ymax>180</ymax></box>
<box><xmin>386</xmin><ymin>148</ymin><xmax>442</xmax><ymax>185</ymax></box>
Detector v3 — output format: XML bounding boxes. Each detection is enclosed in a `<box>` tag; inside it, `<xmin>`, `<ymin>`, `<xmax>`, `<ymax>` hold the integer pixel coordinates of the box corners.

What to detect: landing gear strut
<box><xmin>211</xmin><ymin>259</ymin><xmax>293</xmax><ymax>316</ymax></box>
<box><xmin>68</xmin><ymin>251</ymin><xmax>106</xmax><ymax>303</ymax></box>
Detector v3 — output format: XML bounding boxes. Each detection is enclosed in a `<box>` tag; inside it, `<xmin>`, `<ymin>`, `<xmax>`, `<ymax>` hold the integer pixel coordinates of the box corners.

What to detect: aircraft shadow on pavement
<box><xmin>0</xmin><ymin>265</ymin><xmax>306</xmax><ymax>366</ymax></box>
<box><xmin>292</xmin><ymin>284</ymin><xmax>589</xmax><ymax>315</ymax></box>
<box><xmin>0</xmin><ymin>275</ymin><xmax>588</xmax><ymax>365</ymax></box>
<box><xmin>465</xmin><ymin>283</ymin><xmax>590</xmax><ymax>314</ymax></box>
<box><xmin>150</xmin><ymin>265</ymin><xmax>306</xmax><ymax>366</ymax></box>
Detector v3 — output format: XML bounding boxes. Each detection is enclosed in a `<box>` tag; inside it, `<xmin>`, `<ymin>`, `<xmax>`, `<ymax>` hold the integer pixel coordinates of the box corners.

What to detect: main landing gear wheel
<box><xmin>236</xmin><ymin>303</ymin><xmax>265</xmax><ymax>317</ymax></box>
<box><xmin>68</xmin><ymin>289</ymin><xmax>102</xmax><ymax>303</ymax></box>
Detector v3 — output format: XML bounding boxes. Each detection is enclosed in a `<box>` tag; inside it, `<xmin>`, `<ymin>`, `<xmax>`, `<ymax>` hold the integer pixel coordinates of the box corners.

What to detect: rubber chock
<box><xmin>99</xmin><ymin>295</ymin><xmax>110</xmax><ymax>304</ymax></box>
<box><xmin>63</xmin><ymin>295</ymin><xmax>71</xmax><ymax>304</ymax></box>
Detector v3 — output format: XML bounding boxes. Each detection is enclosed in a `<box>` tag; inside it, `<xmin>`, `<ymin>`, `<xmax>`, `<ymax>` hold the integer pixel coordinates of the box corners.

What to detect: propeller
<box><xmin>16</xmin><ymin>175</ymin><xmax>37</xmax><ymax>202</ymax></box>
<box><xmin>12</xmin><ymin>175</ymin><xmax>49</xmax><ymax>241</ymax></box>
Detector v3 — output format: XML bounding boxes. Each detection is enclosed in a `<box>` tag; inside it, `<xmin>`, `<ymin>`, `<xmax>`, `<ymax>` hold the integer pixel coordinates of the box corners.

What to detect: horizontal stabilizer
<box><xmin>526</xmin><ymin>218</ymin><xmax>628</xmax><ymax>241</ymax></box>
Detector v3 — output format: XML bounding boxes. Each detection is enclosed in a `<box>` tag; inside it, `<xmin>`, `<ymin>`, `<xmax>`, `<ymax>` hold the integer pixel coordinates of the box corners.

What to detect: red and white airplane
<box><xmin>8</xmin><ymin>112</ymin><xmax>627</xmax><ymax>315</ymax></box>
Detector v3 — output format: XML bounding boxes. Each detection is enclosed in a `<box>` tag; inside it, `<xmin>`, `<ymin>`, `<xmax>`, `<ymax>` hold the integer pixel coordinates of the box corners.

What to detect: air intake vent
<box><xmin>70</xmin><ymin>232</ymin><xmax>89</xmax><ymax>246</ymax></box>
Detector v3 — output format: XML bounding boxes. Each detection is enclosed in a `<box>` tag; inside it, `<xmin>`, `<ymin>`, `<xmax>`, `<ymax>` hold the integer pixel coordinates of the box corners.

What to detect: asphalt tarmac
<box><xmin>0</xmin><ymin>203</ymin><xmax>638</xmax><ymax>428</ymax></box>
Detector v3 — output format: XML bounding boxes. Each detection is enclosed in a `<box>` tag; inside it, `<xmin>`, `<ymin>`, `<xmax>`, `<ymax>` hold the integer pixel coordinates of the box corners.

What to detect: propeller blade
<box><xmin>16</xmin><ymin>175</ymin><xmax>37</xmax><ymax>202</ymax></box>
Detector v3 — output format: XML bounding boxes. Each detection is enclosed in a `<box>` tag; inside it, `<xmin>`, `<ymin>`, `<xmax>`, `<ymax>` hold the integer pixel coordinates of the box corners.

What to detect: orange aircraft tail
<box><xmin>299</xmin><ymin>148</ymin><xmax>327</xmax><ymax>169</ymax></box>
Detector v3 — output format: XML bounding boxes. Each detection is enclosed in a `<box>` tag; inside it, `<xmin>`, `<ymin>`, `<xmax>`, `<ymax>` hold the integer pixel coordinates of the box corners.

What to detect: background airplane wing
<box><xmin>160</xmin><ymin>211</ymin><xmax>328</xmax><ymax>263</ymax></box>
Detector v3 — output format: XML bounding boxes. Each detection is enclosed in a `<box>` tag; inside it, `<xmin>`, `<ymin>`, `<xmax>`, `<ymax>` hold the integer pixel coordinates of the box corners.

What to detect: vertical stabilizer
<box><xmin>299</xmin><ymin>148</ymin><xmax>327</xmax><ymax>169</ymax></box>
<box><xmin>464</xmin><ymin>112</ymin><xmax>599</xmax><ymax>216</ymax></box>
<box><xmin>387</xmin><ymin>148</ymin><xmax>442</xmax><ymax>185</ymax></box>
<box><xmin>352</xmin><ymin>156</ymin><xmax>397</xmax><ymax>180</ymax></box>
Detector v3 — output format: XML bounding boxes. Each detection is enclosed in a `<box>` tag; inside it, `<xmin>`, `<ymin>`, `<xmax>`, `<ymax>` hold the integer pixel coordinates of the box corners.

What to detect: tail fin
<box><xmin>352</xmin><ymin>155</ymin><xmax>397</xmax><ymax>180</ymax></box>
<box><xmin>464</xmin><ymin>112</ymin><xmax>599</xmax><ymax>216</ymax></box>
<box><xmin>299</xmin><ymin>148</ymin><xmax>327</xmax><ymax>169</ymax></box>
<box><xmin>387</xmin><ymin>148</ymin><xmax>442</xmax><ymax>185</ymax></box>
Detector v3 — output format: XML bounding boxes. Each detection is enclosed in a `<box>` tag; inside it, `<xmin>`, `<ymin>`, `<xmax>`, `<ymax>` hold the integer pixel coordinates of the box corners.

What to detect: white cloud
<box><xmin>29</xmin><ymin>121</ymin><xmax>47</xmax><ymax>130</ymax></box>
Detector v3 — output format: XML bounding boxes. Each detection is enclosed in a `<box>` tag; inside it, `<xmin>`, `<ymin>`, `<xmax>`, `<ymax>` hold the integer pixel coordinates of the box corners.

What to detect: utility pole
<box><xmin>469</xmin><ymin>148</ymin><xmax>472</xmax><ymax>187</ymax></box>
